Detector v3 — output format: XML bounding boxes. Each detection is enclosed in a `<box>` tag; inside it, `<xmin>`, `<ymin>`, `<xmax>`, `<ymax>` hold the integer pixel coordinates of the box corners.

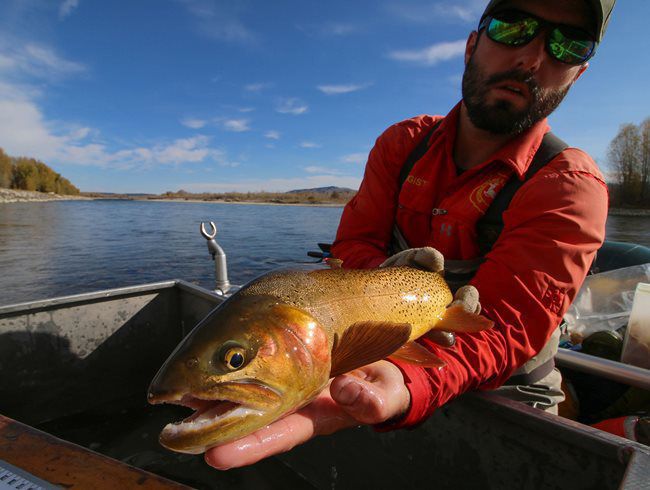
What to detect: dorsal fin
<box><xmin>435</xmin><ymin>305</ymin><xmax>494</xmax><ymax>333</ymax></box>
<box><xmin>388</xmin><ymin>341</ymin><xmax>446</xmax><ymax>369</ymax></box>
<box><xmin>330</xmin><ymin>321</ymin><xmax>412</xmax><ymax>378</ymax></box>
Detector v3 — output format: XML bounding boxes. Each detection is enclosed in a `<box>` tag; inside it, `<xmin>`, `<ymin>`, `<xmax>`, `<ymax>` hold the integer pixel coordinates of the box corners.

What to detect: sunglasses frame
<box><xmin>479</xmin><ymin>9</ymin><xmax>597</xmax><ymax>65</ymax></box>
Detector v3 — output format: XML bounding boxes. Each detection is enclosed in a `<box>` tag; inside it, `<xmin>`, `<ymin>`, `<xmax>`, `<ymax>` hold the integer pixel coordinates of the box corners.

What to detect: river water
<box><xmin>0</xmin><ymin>200</ymin><xmax>648</xmax><ymax>305</ymax></box>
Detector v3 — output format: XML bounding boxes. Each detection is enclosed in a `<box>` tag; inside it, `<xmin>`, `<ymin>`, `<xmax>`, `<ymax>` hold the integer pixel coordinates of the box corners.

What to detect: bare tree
<box><xmin>608</xmin><ymin>123</ymin><xmax>641</xmax><ymax>205</ymax></box>
<box><xmin>640</xmin><ymin>118</ymin><xmax>650</xmax><ymax>202</ymax></box>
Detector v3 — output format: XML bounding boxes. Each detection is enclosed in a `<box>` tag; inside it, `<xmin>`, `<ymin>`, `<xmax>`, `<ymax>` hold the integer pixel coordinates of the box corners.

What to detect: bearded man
<box><xmin>206</xmin><ymin>0</ymin><xmax>615</xmax><ymax>469</ymax></box>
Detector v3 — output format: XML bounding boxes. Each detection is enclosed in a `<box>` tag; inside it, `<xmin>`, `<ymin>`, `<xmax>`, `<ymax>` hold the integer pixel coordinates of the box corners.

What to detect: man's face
<box><xmin>462</xmin><ymin>0</ymin><xmax>591</xmax><ymax>135</ymax></box>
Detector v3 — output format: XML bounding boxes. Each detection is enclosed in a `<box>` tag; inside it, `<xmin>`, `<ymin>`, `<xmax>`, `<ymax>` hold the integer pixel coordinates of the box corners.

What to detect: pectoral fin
<box><xmin>435</xmin><ymin>304</ymin><xmax>494</xmax><ymax>333</ymax></box>
<box><xmin>330</xmin><ymin>321</ymin><xmax>412</xmax><ymax>377</ymax></box>
<box><xmin>388</xmin><ymin>341</ymin><xmax>446</xmax><ymax>368</ymax></box>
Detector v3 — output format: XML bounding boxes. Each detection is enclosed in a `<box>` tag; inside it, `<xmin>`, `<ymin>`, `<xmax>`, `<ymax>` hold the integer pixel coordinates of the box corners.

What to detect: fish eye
<box><xmin>222</xmin><ymin>346</ymin><xmax>246</xmax><ymax>370</ymax></box>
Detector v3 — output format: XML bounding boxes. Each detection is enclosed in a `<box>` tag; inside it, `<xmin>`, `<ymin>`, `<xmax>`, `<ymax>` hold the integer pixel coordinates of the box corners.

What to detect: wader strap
<box><xmin>444</xmin><ymin>257</ymin><xmax>485</xmax><ymax>293</ymax></box>
<box><xmin>390</xmin><ymin>121</ymin><xmax>444</xmax><ymax>256</ymax></box>
<box><xmin>390</xmin><ymin>226</ymin><xmax>411</xmax><ymax>256</ymax></box>
<box><xmin>504</xmin><ymin>358</ymin><xmax>555</xmax><ymax>386</ymax></box>
<box><xmin>476</xmin><ymin>132</ymin><xmax>568</xmax><ymax>254</ymax></box>
<box><xmin>398</xmin><ymin>120</ymin><xmax>443</xmax><ymax>189</ymax></box>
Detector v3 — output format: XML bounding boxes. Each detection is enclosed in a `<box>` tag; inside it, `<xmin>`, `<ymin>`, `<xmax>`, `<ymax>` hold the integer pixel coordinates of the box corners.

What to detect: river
<box><xmin>0</xmin><ymin>200</ymin><xmax>648</xmax><ymax>305</ymax></box>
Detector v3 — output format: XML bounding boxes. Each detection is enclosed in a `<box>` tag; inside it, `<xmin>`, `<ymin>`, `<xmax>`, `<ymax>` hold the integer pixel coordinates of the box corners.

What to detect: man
<box><xmin>205</xmin><ymin>0</ymin><xmax>614</xmax><ymax>470</ymax></box>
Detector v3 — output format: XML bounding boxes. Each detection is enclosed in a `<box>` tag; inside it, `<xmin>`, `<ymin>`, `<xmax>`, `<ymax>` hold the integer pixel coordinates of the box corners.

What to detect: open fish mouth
<box><xmin>160</xmin><ymin>395</ymin><xmax>264</xmax><ymax>447</ymax></box>
<box><xmin>153</xmin><ymin>382</ymin><xmax>283</xmax><ymax>453</ymax></box>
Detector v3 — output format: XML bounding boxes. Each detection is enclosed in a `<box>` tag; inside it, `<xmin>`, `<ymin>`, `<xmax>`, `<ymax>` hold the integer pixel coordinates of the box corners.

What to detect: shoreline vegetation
<box><xmin>0</xmin><ymin>187</ymin><xmax>356</xmax><ymax>207</ymax></box>
<box><xmin>1</xmin><ymin>187</ymin><xmax>649</xmax><ymax>216</ymax></box>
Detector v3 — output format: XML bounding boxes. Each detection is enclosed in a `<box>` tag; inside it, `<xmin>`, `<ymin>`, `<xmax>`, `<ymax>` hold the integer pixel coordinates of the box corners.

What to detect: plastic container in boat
<box><xmin>621</xmin><ymin>282</ymin><xmax>650</xmax><ymax>369</ymax></box>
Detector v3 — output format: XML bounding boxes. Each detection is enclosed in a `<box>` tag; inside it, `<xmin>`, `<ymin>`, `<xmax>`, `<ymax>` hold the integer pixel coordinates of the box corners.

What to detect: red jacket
<box><xmin>331</xmin><ymin>102</ymin><xmax>608</xmax><ymax>428</ymax></box>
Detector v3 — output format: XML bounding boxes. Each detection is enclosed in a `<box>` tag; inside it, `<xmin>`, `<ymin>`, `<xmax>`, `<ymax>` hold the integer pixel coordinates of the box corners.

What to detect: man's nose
<box><xmin>514</xmin><ymin>34</ymin><xmax>546</xmax><ymax>73</ymax></box>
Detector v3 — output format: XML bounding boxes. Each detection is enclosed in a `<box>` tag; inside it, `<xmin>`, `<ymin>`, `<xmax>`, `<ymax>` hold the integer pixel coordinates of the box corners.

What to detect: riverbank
<box><xmin>144</xmin><ymin>197</ymin><xmax>344</xmax><ymax>207</ymax></box>
<box><xmin>2</xmin><ymin>188</ymin><xmax>650</xmax><ymax>215</ymax></box>
<box><xmin>0</xmin><ymin>188</ymin><xmax>90</xmax><ymax>203</ymax></box>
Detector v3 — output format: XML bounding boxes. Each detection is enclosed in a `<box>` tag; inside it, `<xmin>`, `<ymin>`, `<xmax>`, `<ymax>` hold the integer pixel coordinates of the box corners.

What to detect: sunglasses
<box><xmin>479</xmin><ymin>10</ymin><xmax>596</xmax><ymax>65</ymax></box>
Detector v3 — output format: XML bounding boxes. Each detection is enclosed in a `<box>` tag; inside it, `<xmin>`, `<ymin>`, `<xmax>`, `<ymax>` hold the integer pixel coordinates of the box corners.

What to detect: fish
<box><xmin>147</xmin><ymin>266</ymin><xmax>493</xmax><ymax>454</ymax></box>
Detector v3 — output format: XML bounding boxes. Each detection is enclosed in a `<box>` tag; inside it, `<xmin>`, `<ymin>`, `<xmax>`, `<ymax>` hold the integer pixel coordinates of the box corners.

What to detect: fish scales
<box><xmin>239</xmin><ymin>266</ymin><xmax>453</xmax><ymax>341</ymax></box>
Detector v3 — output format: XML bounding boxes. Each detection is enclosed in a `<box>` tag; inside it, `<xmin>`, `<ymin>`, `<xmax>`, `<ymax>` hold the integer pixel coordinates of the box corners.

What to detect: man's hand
<box><xmin>380</xmin><ymin>247</ymin><xmax>444</xmax><ymax>273</ymax></box>
<box><xmin>204</xmin><ymin>360</ymin><xmax>409</xmax><ymax>470</ymax></box>
<box><xmin>452</xmin><ymin>285</ymin><xmax>481</xmax><ymax>314</ymax></box>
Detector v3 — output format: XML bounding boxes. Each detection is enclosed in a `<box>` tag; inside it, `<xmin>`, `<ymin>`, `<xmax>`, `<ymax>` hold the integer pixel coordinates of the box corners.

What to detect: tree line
<box><xmin>607</xmin><ymin>118</ymin><xmax>650</xmax><ymax>207</ymax></box>
<box><xmin>0</xmin><ymin>148</ymin><xmax>79</xmax><ymax>195</ymax></box>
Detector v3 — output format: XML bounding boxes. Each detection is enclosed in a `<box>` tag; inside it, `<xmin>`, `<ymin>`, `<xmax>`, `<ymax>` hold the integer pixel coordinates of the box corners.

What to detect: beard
<box><xmin>461</xmin><ymin>54</ymin><xmax>571</xmax><ymax>135</ymax></box>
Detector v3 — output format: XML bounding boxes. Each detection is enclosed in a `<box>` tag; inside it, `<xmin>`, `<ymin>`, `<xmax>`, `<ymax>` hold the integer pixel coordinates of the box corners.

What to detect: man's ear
<box><xmin>465</xmin><ymin>31</ymin><xmax>478</xmax><ymax>65</ymax></box>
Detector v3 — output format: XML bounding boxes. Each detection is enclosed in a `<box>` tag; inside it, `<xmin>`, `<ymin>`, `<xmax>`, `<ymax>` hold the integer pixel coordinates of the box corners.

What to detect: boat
<box><xmin>0</xmin><ymin>223</ymin><xmax>648</xmax><ymax>489</ymax></box>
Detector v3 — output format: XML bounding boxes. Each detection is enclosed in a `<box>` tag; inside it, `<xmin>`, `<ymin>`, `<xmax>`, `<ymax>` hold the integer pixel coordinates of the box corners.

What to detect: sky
<box><xmin>0</xmin><ymin>0</ymin><xmax>648</xmax><ymax>194</ymax></box>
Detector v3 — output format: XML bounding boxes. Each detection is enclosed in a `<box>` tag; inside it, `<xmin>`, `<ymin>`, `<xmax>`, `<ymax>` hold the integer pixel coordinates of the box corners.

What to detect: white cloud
<box><xmin>238</xmin><ymin>107</ymin><xmax>255</xmax><ymax>113</ymax></box>
<box><xmin>0</xmin><ymin>29</ymin><xmax>241</xmax><ymax>180</ymax></box>
<box><xmin>317</xmin><ymin>83</ymin><xmax>371</xmax><ymax>95</ymax></box>
<box><xmin>340</xmin><ymin>152</ymin><xmax>368</xmax><ymax>164</ymax></box>
<box><xmin>177</xmin><ymin>0</ymin><xmax>256</xmax><ymax>44</ymax></box>
<box><xmin>385</xmin><ymin>1</ymin><xmax>487</xmax><ymax>24</ymax></box>
<box><xmin>181</xmin><ymin>117</ymin><xmax>207</xmax><ymax>129</ymax></box>
<box><xmin>388</xmin><ymin>39</ymin><xmax>466</xmax><ymax>65</ymax></box>
<box><xmin>297</xmin><ymin>22</ymin><xmax>359</xmax><ymax>38</ymax></box>
<box><xmin>0</xmin><ymin>41</ymin><xmax>87</xmax><ymax>80</ymax></box>
<box><xmin>244</xmin><ymin>82</ymin><xmax>270</xmax><ymax>92</ymax></box>
<box><xmin>447</xmin><ymin>73</ymin><xmax>463</xmax><ymax>85</ymax></box>
<box><xmin>0</xmin><ymin>84</ymin><xmax>233</xmax><ymax>169</ymax></box>
<box><xmin>59</xmin><ymin>0</ymin><xmax>79</xmax><ymax>19</ymax></box>
<box><xmin>182</xmin><ymin>174</ymin><xmax>362</xmax><ymax>193</ymax></box>
<box><xmin>222</xmin><ymin>118</ymin><xmax>250</xmax><ymax>132</ymax></box>
<box><xmin>264</xmin><ymin>130</ymin><xmax>280</xmax><ymax>140</ymax></box>
<box><xmin>276</xmin><ymin>98</ymin><xmax>308</xmax><ymax>115</ymax></box>
<box><xmin>300</xmin><ymin>141</ymin><xmax>321</xmax><ymax>149</ymax></box>
<box><xmin>303</xmin><ymin>166</ymin><xmax>342</xmax><ymax>175</ymax></box>
<box><xmin>68</xmin><ymin>126</ymin><xmax>91</xmax><ymax>141</ymax></box>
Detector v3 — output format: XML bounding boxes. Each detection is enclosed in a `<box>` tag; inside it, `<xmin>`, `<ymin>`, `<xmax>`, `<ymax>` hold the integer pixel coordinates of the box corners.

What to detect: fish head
<box><xmin>147</xmin><ymin>294</ymin><xmax>331</xmax><ymax>454</ymax></box>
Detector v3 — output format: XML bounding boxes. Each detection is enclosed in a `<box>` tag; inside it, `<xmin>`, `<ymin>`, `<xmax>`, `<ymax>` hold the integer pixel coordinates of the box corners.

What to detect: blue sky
<box><xmin>0</xmin><ymin>0</ymin><xmax>648</xmax><ymax>194</ymax></box>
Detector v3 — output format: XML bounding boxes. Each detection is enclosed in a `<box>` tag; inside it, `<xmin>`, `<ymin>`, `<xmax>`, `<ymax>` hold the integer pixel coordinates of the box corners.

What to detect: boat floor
<box><xmin>36</xmin><ymin>397</ymin><xmax>315</xmax><ymax>490</ymax></box>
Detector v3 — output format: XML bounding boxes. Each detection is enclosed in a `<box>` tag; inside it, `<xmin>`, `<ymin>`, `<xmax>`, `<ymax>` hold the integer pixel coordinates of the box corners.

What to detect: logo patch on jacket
<box><xmin>469</xmin><ymin>173</ymin><xmax>508</xmax><ymax>213</ymax></box>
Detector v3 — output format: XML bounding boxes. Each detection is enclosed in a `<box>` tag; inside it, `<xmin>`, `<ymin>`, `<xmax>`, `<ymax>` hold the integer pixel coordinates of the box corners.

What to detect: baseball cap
<box><xmin>480</xmin><ymin>0</ymin><xmax>616</xmax><ymax>42</ymax></box>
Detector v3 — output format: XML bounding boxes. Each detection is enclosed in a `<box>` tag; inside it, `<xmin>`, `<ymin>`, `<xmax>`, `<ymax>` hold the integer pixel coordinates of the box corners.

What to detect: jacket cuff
<box><xmin>374</xmin><ymin>359</ymin><xmax>438</xmax><ymax>432</ymax></box>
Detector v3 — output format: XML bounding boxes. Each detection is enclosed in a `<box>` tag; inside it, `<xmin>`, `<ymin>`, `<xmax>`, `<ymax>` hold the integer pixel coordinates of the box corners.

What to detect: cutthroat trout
<box><xmin>147</xmin><ymin>266</ymin><xmax>493</xmax><ymax>454</ymax></box>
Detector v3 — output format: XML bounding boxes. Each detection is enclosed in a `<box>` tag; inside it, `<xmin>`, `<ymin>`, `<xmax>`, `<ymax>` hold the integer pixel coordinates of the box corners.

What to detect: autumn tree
<box><xmin>12</xmin><ymin>158</ymin><xmax>39</xmax><ymax>191</ymax></box>
<box><xmin>0</xmin><ymin>148</ymin><xmax>12</xmax><ymax>188</ymax></box>
<box><xmin>0</xmin><ymin>150</ymin><xmax>80</xmax><ymax>195</ymax></box>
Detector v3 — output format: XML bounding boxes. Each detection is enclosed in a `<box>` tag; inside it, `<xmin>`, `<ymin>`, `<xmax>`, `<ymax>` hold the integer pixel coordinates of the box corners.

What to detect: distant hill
<box><xmin>287</xmin><ymin>186</ymin><xmax>356</xmax><ymax>194</ymax></box>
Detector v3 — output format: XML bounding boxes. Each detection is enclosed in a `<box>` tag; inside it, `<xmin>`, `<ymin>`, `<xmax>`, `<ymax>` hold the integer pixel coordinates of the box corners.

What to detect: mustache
<box><xmin>486</xmin><ymin>69</ymin><xmax>540</xmax><ymax>95</ymax></box>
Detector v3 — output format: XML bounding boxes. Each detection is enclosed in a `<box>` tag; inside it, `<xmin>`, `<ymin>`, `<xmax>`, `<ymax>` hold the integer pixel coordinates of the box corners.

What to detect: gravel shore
<box><xmin>0</xmin><ymin>188</ymin><xmax>91</xmax><ymax>203</ymax></box>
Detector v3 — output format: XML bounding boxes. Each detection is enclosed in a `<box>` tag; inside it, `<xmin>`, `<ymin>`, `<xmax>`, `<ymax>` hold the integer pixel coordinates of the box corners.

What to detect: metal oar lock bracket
<box><xmin>200</xmin><ymin>221</ymin><xmax>231</xmax><ymax>295</ymax></box>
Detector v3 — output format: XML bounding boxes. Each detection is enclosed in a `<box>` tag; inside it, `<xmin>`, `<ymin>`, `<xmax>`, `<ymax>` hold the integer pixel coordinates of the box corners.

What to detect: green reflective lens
<box><xmin>483</xmin><ymin>13</ymin><xmax>596</xmax><ymax>65</ymax></box>
<box><xmin>548</xmin><ymin>29</ymin><xmax>594</xmax><ymax>64</ymax></box>
<box><xmin>488</xmin><ymin>17</ymin><xmax>539</xmax><ymax>46</ymax></box>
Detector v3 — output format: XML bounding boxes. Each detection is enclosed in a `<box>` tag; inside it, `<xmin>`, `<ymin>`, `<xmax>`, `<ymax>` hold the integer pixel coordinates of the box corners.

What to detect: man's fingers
<box><xmin>330</xmin><ymin>362</ymin><xmax>410</xmax><ymax>425</ymax></box>
<box><xmin>205</xmin><ymin>390</ymin><xmax>356</xmax><ymax>470</ymax></box>
<box><xmin>205</xmin><ymin>411</ymin><xmax>314</xmax><ymax>470</ymax></box>
<box><xmin>451</xmin><ymin>285</ymin><xmax>481</xmax><ymax>314</ymax></box>
<box><xmin>380</xmin><ymin>247</ymin><xmax>444</xmax><ymax>273</ymax></box>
